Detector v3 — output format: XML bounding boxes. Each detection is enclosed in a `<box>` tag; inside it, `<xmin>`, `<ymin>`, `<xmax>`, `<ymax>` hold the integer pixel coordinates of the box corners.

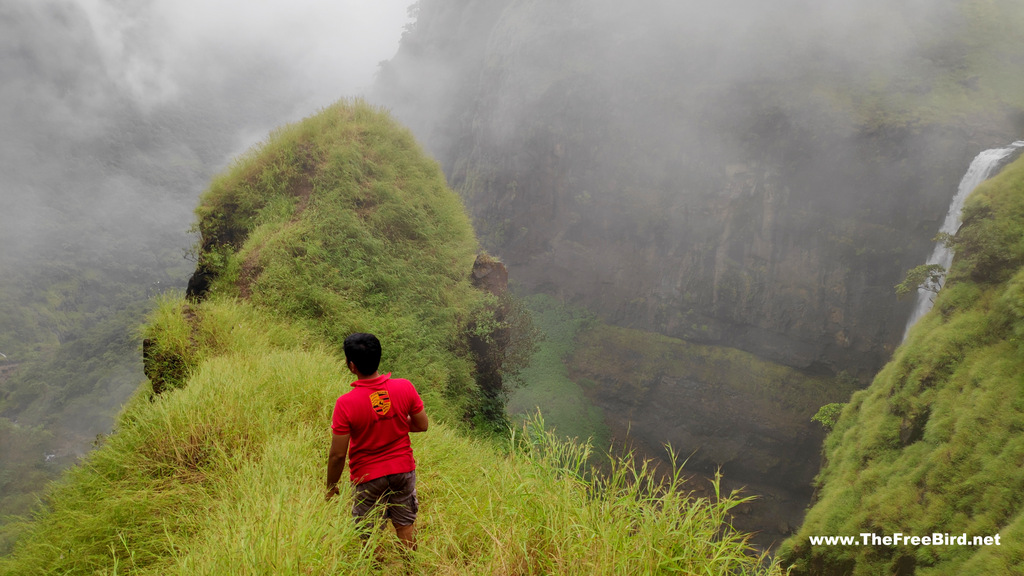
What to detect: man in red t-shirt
<box><xmin>326</xmin><ymin>333</ymin><xmax>429</xmax><ymax>550</ymax></box>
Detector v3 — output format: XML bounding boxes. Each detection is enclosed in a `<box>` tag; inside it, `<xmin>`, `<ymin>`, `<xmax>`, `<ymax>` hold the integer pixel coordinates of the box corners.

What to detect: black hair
<box><xmin>343</xmin><ymin>333</ymin><xmax>381</xmax><ymax>376</ymax></box>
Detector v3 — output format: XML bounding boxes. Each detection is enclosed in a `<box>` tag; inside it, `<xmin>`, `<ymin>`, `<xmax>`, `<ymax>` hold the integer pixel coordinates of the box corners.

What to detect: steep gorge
<box><xmin>373</xmin><ymin>0</ymin><xmax>1024</xmax><ymax>554</ymax></box>
<box><xmin>376</xmin><ymin>0</ymin><xmax>1024</xmax><ymax>375</ymax></box>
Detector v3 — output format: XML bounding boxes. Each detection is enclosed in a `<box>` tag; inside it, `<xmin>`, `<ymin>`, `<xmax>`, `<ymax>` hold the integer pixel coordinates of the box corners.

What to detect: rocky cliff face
<box><xmin>376</xmin><ymin>0</ymin><xmax>1024</xmax><ymax>376</ymax></box>
<box><xmin>456</xmin><ymin>121</ymin><xmax>976</xmax><ymax>376</ymax></box>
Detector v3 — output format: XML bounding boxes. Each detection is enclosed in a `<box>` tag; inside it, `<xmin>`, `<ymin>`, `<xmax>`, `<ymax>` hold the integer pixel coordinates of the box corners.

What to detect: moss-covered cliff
<box><xmin>780</xmin><ymin>154</ymin><xmax>1024</xmax><ymax>574</ymax></box>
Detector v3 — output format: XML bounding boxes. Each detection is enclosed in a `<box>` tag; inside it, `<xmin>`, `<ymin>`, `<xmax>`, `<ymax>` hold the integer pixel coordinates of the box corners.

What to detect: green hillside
<box><xmin>0</xmin><ymin>101</ymin><xmax>779</xmax><ymax>575</ymax></box>
<box><xmin>780</xmin><ymin>153</ymin><xmax>1024</xmax><ymax>574</ymax></box>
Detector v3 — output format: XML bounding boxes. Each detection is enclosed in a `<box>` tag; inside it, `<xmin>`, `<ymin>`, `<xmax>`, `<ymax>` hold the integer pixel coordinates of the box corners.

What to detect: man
<box><xmin>326</xmin><ymin>333</ymin><xmax>429</xmax><ymax>550</ymax></box>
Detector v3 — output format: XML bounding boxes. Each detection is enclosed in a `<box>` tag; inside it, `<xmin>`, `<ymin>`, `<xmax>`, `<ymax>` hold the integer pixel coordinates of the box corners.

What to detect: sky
<box><xmin>76</xmin><ymin>0</ymin><xmax>415</xmax><ymax>118</ymax></box>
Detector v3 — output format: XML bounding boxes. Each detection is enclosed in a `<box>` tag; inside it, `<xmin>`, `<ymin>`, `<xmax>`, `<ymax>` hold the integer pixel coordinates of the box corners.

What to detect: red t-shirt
<box><xmin>331</xmin><ymin>373</ymin><xmax>424</xmax><ymax>484</ymax></box>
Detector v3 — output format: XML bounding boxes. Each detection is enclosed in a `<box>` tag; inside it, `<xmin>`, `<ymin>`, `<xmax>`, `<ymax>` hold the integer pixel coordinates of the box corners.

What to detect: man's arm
<box><xmin>325</xmin><ymin>433</ymin><xmax>350</xmax><ymax>500</ymax></box>
<box><xmin>408</xmin><ymin>409</ymin><xmax>428</xmax><ymax>433</ymax></box>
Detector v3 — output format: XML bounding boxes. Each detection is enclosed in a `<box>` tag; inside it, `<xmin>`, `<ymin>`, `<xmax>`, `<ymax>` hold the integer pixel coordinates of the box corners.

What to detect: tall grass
<box><xmin>189</xmin><ymin>99</ymin><xmax>491</xmax><ymax>421</ymax></box>
<box><xmin>2</xmin><ymin>298</ymin><xmax>782</xmax><ymax>575</ymax></box>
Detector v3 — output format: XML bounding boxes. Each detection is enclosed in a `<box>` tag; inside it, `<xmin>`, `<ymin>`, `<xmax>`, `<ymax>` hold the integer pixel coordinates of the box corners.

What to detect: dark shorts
<box><xmin>352</xmin><ymin>470</ymin><xmax>418</xmax><ymax>527</ymax></box>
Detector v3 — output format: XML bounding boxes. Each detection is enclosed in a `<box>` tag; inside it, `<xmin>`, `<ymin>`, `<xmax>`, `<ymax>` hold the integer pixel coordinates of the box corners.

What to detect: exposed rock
<box><xmin>185</xmin><ymin>266</ymin><xmax>214</xmax><ymax>303</ymax></box>
<box><xmin>470</xmin><ymin>253</ymin><xmax>509</xmax><ymax>296</ymax></box>
<box><xmin>467</xmin><ymin>254</ymin><xmax>512</xmax><ymax>423</ymax></box>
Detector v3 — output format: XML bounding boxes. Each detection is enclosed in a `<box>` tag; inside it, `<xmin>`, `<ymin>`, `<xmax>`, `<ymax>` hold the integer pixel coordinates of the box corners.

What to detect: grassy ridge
<box><xmin>2</xmin><ymin>101</ymin><xmax>779</xmax><ymax>575</ymax></box>
<box><xmin>0</xmin><ymin>307</ymin><xmax>780</xmax><ymax>574</ymax></box>
<box><xmin>178</xmin><ymin>100</ymin><xmax>489</xmax><ymax>422</ymax></box>
<box><xmin>780</xmin><ymin>155</ymin><xmax>1024</xmax><ymax>574</ymax></box>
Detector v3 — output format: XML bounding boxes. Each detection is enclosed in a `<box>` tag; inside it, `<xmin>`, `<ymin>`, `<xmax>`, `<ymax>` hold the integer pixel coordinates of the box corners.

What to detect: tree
<box><xmin>811</xmin><ymin>403</ymin><xmax>846</xmax><ymax>431</ymax></box>
<box><xmin>894</xmin><ymin>264</ymin><xmax>946</xmax><ymax>300</ymax></box>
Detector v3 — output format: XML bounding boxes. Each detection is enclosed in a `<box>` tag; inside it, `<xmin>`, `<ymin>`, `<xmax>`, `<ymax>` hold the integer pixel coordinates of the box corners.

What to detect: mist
<box><xmin>1</xmin><ymin>0</ymin><xmax>413</xmax><ymax>262</ymax></box>
<box><xmin>371</xmin><ymin>0</ymin><xmax>1024</xmax><ymax>548</ymax></box>
<box><xmin>0</xmin><ymin>0</ymin><xmax>412</xmax><ymax>535</ymax></box>
<box><xmin>377</xmin><ymin>0</ymin><xmax>966</xmax><ymax>150</ymax></box>
<box><xmin>373</xmin><ymin>0</ymin><xmax>1005</xmax><ymax>357</ymax></box>
<box><xmin>3</xmin><ymin>0</ymin><xmax>1023</xmax><ymax>555</ymax></box>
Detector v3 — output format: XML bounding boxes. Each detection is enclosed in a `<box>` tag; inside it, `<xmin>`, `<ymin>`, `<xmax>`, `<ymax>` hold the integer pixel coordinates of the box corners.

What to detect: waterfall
<box><xmin>902</xmin><ymin>141</ymin><xmax>1024</xmax><ymax>341</ymax></box>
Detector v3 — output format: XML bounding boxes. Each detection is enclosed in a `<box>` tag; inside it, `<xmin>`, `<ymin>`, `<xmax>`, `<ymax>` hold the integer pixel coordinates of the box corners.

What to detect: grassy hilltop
<box><xmin>781</xmin><ymin>153</ymin><xmax>1024</xmax><ymax>574</ymax></box>
<box><xmin>1</xmin><ymin>101</ymin><xmax>780</xmax><ymax>575</ymax></box>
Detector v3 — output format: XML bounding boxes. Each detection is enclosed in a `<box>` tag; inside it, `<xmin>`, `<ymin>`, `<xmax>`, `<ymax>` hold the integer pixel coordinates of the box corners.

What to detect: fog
<box><xmin>75</xmin><ymin>0</ymin><xmax>410</xmax><ymax>111</ymax></box>
<box><xmin>1</xmin><ymin>0</ymin><xmax>413</xmax><ymax>257</ymax></box>
<box><xmin>377</xmin><ymin>0</ymin><xmax>963</xmax><ymax>150</ymax></box>
<box><xmin>371</xmin><ymin>0</ymin><xmax>1024</xmax><ymax>548</ymax></box>
<box><xmin>373</xmin><ymin>0</ymin><xmax>1016</xmax><ymax>363</ymax></box>
<box><xmin>0</xmin><ymin>0</ymin><xmax>412</xmax><ymax>531</ymax></box>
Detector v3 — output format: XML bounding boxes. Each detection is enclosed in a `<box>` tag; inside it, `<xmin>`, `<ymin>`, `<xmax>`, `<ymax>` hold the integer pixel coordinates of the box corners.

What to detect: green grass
<box><xmin>0</xmin><ymin>321</ymin><xmax>781</xmax><ymax>574</ymax></box>
<box><xmin>189</xmin><ymin>99</ymin><xmax>490</xmax><ymax>423</ymax></box>
<box><xmin>1</xmin><ymin>100</ymin><xmax>778</xmax><ymax>575</ymax></box>
<box><xmin>0</xmin><ymin>294</ymin><xmax>783</xmax><ymax>575</ymax></box>
<box><xmin>506</xmin><ymin>294</ymin><xmax>609</xmax><ymax>447</ymax></box>
<box><xmin>780</xmin><ymin>154</ymin><xmax>1024</xmax><ymax>575</ymax></box>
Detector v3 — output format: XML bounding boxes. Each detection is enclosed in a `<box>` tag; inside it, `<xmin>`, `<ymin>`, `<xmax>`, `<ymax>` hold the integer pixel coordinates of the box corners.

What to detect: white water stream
<box><xmin>902</xmin><ymin>141</ymin><xmax>1024</xmax><ymax>341</ymax></box>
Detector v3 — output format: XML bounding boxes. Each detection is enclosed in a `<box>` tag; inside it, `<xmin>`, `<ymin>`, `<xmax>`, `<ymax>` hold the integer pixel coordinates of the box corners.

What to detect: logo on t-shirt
<box><xmin>369</xmin><ymin>390</ymin><xmax>391</xmax><ymax>417</ymax></box>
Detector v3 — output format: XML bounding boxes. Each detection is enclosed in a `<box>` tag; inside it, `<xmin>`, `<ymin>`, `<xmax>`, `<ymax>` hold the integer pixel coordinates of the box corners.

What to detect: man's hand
<box><xmin>325</xmin><ymin>485</ymin><xmax>340</xmax><ymax>501</ymax></box>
